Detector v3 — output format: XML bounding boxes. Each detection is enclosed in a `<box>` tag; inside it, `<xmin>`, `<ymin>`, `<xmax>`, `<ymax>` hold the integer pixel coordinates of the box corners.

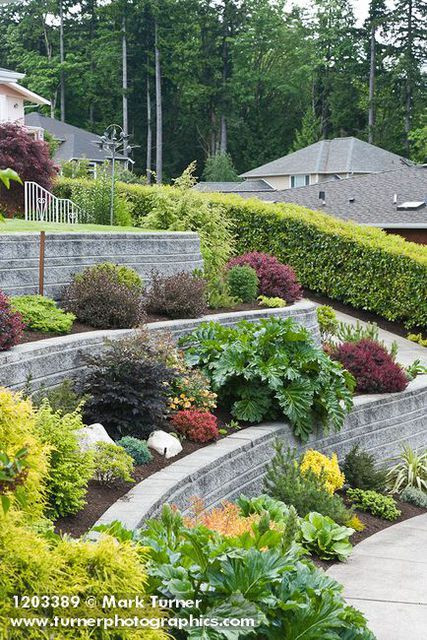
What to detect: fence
<box><xmin>24</xmin><ymin>181</ymin><xmax>80</xmax><ymax>224</ymax></box>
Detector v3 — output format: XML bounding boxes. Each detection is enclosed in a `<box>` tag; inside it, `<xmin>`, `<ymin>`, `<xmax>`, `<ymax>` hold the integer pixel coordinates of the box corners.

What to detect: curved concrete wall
<box><xmin>0</xmin><ymin>231</ymin><xmax>203</xmax><ymax>298</ymax></box>
<box><xmin>95</xmin><ymin>376</ymin><xmax>427</xmax><ymax>531</ymax></box>
<box><xmin>0</xmin><ymin>300</ymin><xmax>320</xmax><ymax>392</ymax></box>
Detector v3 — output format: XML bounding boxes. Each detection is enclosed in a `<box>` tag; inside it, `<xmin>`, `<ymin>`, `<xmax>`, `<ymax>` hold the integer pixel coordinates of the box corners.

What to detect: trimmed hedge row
<box><xmin>210</xmin><ymin>193</ymin><xmax>427</xmax><ymax>330</ymax></box>
<box><xmin>54</xmin><ymin>177</ymin><xmax>427</xmax><ymax>329</ymax></box>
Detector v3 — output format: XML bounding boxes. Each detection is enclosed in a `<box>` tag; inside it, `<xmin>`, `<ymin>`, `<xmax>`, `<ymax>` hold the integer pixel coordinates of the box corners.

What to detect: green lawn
<box><xmin>1</xmin><ymin>218</ymin><xmax>150</xmax><ymax>233</ymax></box>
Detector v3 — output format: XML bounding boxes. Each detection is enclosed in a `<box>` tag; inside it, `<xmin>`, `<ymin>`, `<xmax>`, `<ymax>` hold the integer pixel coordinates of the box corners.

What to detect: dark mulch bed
<box><xmin>313</xmin><ymin>496</ymin><xmax>426</xmax><ymax>570</ymax></box>
<box><xmin>19</xmin><ymin>322</ymin><xmax>97</xmax><ymax>344</ymax></box>
<box><xmin>19</xmin><ymin>302</ymin><xmax>277</xmax><ymax>344</ymax></box>
<box><xmin>55</xmin><ymin>407</ymin><xmax>241</xmax><ymax>538</ymax></box>
<box><xmin>305</xmin><ymin>289</ymin><xmax>426</xmax><ymax>338</ymax></box>
<box><xmin>55</xmin><ymin>440</ymin><xmax>211</xmax><ymax>538</ymax></box>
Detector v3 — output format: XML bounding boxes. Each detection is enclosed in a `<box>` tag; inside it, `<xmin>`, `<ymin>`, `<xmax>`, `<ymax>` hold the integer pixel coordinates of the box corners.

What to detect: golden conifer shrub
<box><xmin>300</xmin><ymin>450</ymin><xmax>345</xmax><ymax>494</ymax></box>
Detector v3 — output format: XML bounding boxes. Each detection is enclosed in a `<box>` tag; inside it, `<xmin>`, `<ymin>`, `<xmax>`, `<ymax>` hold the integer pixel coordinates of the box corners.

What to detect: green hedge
<box><xmin>54</xmin><ymin>177</ymin><xmax>427</xmax><ymax>329</ymax></box>
<box><xmin>208</xmin><ymin>193</ymin><xmax>427</xmax><ymax>329</ymax></box>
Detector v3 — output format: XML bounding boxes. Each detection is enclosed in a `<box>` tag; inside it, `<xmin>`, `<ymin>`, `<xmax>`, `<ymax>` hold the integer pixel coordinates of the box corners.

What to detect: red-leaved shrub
<box><xmin>0</xmin><ymin>290</ymin><xmax>24</xmax><ymax>350</ymax></box>
<box><xmin>332</xmin><ymin>339</ymin><xmax>408</xmax><ymax>393</ymax></box>
<box><xmin>144</xmin><ymin>271</ymin><xmax>207</xmax><ymax>319</ymax></box>
<box><xmin>226</xmin><ymin>252</ymin><xmax>302</xmax><ymax>302</ymax></box>
<box><xmin>0</xmin><ymin>123</ymin><xmax>57</xmax><ymax>214</ymax></box>
<box><xmin>170</xmin><ymin>410</ymin><xmax>219</xmax><ymax>443</ymax></box>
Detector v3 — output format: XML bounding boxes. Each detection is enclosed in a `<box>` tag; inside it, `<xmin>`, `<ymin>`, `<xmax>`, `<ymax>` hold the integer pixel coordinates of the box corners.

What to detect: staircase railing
<box><xmin>24</xmin><ymin>181</ymin><xmax>81</xmax><ymax>224</ymax></box>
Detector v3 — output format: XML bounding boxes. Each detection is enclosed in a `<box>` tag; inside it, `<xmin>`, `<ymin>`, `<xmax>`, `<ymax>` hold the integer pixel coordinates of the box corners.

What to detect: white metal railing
<box><xmin>24</xmin><ymin>181</ymin><xmax>80</xmax><ymax>224</ymax></box>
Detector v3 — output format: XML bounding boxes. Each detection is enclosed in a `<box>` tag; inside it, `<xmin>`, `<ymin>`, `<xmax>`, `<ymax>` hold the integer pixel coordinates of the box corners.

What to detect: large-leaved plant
<box><xmin>95</xmin><ymin>505</ymin><xmax>374</xmax><ymax>640</ymax></box>
<box><xmin>180</xmin><ymin>317</ymin><xmax>355</xmax><ymax>441</ymax></box>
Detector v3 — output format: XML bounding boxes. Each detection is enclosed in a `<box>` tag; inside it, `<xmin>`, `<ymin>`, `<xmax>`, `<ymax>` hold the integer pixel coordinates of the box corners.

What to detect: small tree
<box><xmin>202</xmin><ymin>152</ymin><xmax>241</xmax><ymax>182</ymax></box>
<box><xmin>291</xmin><ymin>110</ymin><xmax>321</xmax><ymax>152</ymax></box>
<box><xmin>0</xmin><ymin>123</ymin><xmax>57</xmax><ymax>214</ymax></box>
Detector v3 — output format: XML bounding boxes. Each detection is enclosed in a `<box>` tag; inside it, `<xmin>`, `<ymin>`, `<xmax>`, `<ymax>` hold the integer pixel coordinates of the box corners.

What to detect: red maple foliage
<box><xmin>170</xmin><ymin>410</ymin><xmax>219</xmax><ymax>443</ymax></box>
<box><xmin>0</xmin><ymin>122</ymin><xmax>57</xmax><ymax>214</ymax></box>
<box><xmin>227</xmin><ymin>251</ymin><xmax>303</xmax><ymax>303</ymax></box>
<box><xmin>0</xmin><ymin>290</ymin><xmax>25</xmax><ymax>350</ymax></box>
<box><xmin>332</xmin><ymin>339</ymin><xmax>408</xmax><ymax>393</ymax></box>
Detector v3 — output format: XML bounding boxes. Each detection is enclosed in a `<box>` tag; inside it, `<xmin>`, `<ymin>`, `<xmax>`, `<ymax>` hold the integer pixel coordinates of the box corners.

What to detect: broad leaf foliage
<box><xmin>180</xmin><ymin>317</ymin><xmax>355</xmax><ymax>441</ymax></box>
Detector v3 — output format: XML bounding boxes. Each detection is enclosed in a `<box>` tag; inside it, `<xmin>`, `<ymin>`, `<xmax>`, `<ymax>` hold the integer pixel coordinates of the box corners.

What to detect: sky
<box><xmin>291</xmin><ymin>0</ymin><xmax>394</xmax><ymax>26</ymax></box>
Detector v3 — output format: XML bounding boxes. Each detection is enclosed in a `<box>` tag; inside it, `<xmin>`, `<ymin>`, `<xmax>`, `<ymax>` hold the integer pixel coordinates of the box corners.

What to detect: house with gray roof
<box><xmin>24</xmin><ymin>112</ymin><xmax>127</xmax><ymax>173</ymax></box>
<box><xmin>233</xmin><ymin>165</ymin><xmax>427</xmax><ymax>244</ymax></box>
<box><xmin>239</xmin><ymin>137</ymin><xmax>412</xmax><ymax>190</ymax></box>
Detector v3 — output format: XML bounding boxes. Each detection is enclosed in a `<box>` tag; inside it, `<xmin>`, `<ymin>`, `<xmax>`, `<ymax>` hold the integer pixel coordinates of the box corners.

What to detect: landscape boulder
<box><xmin>147</xmin><ymin>430</ymin><xmax>183</xmax><ymax>459</ymax></box>
<box><xmin>78</xmin><ymin>423</ymin><xmax>115</xmax><ymax>451</ymax></box>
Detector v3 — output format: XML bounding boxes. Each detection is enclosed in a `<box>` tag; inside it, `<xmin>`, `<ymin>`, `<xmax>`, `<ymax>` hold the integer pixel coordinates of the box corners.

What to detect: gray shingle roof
<box><xmin>24</xmin><ymin>112</ymin><xmax>126</xmax><ymax>163</ymax></box>
<box><xmin>240</xmin><ymin>137</ymin><xmax>411</xmax><ymax>178</ymax></box>
<box><xmin>193</xmin><ymin>179</ymin><xmax>274</xmax><ymax>193</ymax></box>
<box><xmin>232</xmin><ymin>166</ymin><xmax>427</xmax><ymax>227</ymax></box>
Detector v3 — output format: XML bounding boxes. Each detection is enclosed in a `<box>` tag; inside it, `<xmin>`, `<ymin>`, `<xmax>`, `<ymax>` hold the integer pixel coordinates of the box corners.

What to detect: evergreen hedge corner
<box><xmin>53</xmin><ymin>177</ymin><xmax>427</xmax><ymax>329</ymax></box>
<box><xmin>207</xmin><ymin>192</ymin><xmax>427</xmax><ymax>330</ymax></box>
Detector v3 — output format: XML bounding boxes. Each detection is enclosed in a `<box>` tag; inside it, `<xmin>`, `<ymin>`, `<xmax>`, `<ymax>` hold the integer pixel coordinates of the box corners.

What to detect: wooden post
<box><xmin>39</xmin><ymin>231</ymin><xmax>45</xmax><ymax>295</ymax></box>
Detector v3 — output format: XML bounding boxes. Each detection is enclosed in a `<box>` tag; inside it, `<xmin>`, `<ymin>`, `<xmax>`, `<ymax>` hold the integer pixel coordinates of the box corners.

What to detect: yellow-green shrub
<box><xmin>35</xmin><ymin>403</ymin><xmax>94</xmax><ymax>519</ymax></box>
<box><xmin>0</xmin><ymin>388</ymin><xmax>48</xmax><ymax>517</ymax></box>
<box><xmin>300</xmin><ymin>449</ymin><xmax>345</xmax><ymax>494</ymax></box>
<box><xmin>0</xmin><ymin>513</ymin><xmax>166</xmax><ymax>639</ymax></box>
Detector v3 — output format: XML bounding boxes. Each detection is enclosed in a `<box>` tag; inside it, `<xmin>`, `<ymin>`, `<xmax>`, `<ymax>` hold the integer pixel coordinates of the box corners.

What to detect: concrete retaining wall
<box><xmin>0</xmin><ymin>231</ymin><xmax>203</xmax><ymax>298</ymax></box>
<box><xmin>95</xmin><ymin>376</ymin><xmax>427</xmax><ymax>531</ymax></box>
<box><xmin>0</xmin><ymin>300</ymin><xmax>320</xmax><ymax>392</ymax></box>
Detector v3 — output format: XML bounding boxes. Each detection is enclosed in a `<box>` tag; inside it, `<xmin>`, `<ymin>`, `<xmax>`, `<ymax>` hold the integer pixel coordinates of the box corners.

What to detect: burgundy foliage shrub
<box><xmin>62</xmin><ymin>267</ymin><xmax>145</xmax><ymax>329</ymax></box>
<box><xmin>226</xmin><ymin>252</ymin><xmax>302</xmax><ymax>303</ymax></box>
<box><xmin>170</xmin><ymin>410</ymin><xmax>219</xmax><ymax>443</ymax></box>
<box><xmin>144</xmin><ymin>271</ymin><xmax>207</xmax><ymax>319</ymax></box>
<box><xmin>0</xmin><ymin>123</ymin><xmax>57</xmax><ymax>214</ymax></box>
<box><xmin>0</xmin><ymin>290</ymin><xmax>24</xmax><ymax>350</ymax></box>
<box><xmin>332</xmin><ymin>339</ymin><xmax>408</xmax><ymax>393</ymax></box>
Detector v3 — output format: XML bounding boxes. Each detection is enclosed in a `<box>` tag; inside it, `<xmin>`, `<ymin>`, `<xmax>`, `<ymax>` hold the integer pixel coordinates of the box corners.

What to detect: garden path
<box><xmin>328</xmin><ymin>513</ymin><xmax>427</xmax><ymax>640</ymax></box>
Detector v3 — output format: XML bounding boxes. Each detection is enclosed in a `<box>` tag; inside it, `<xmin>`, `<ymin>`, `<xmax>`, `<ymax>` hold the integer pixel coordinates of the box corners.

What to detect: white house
<box><xmin>0</xmin><ymin>67</ymin><xmax>50</xmax><ymax>139</ymax></box>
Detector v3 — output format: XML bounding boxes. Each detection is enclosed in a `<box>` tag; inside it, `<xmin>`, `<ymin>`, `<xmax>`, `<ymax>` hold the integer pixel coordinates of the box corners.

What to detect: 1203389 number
<box><xmin>13</xmin><ymin>595</ymin><xmax>81</xmax><ymax>609</ymax></box>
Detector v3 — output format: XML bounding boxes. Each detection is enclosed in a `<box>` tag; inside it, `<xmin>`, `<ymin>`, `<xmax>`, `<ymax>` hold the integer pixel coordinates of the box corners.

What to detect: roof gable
<box><xmin>240</xmin><ymin>137</ymin><xmax>411</xmax><ymax>178</ymax></box>
<box><xmin>24</xmin><ymin>112</ymin><xmax>126</xmax><ymax>162</ymax></box>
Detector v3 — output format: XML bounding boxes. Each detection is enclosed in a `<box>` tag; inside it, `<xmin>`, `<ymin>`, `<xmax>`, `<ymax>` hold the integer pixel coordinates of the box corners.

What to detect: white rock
<box><xmin>147</xmin><ymin>430</ymin><xmax>183</xmax><ymax>459</ymax></box>
<box><xmin>78</xmin><ymin>423</ymin><xmax>115</xmax><ymax>451</ymax></box>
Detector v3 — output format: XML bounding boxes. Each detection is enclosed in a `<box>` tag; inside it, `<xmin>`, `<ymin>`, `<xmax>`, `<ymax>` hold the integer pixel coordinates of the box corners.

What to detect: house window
<box><xmin>291</xmin><ymin>174</ymin><xmax>310</xmax><ymax>188</ymax></box>
<box><xmin>88</xmin><ymin>162</ymin><xmax>98</xmax><ymax>178</ymax></box>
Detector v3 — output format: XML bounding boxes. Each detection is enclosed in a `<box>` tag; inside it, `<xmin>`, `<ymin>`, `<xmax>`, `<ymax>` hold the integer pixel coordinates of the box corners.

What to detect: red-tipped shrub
<box><xmin>226</xmin><ymin>252</ymin><xmax>302</xmax><ymax>303</ymax></box>
<box><xmin>170</xmin><ymin>410</ymin><xmax>219</xmax><ymax>443</ymax></box>
<box><xmin>332</xmin><ymin>339</ymin><xmax>408</xmax><ymax>393</ymax></box>
<box><xmin>0</xmin><ymin>290</ymin><xmax>24</xmax><ymax>350</ymax></box>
